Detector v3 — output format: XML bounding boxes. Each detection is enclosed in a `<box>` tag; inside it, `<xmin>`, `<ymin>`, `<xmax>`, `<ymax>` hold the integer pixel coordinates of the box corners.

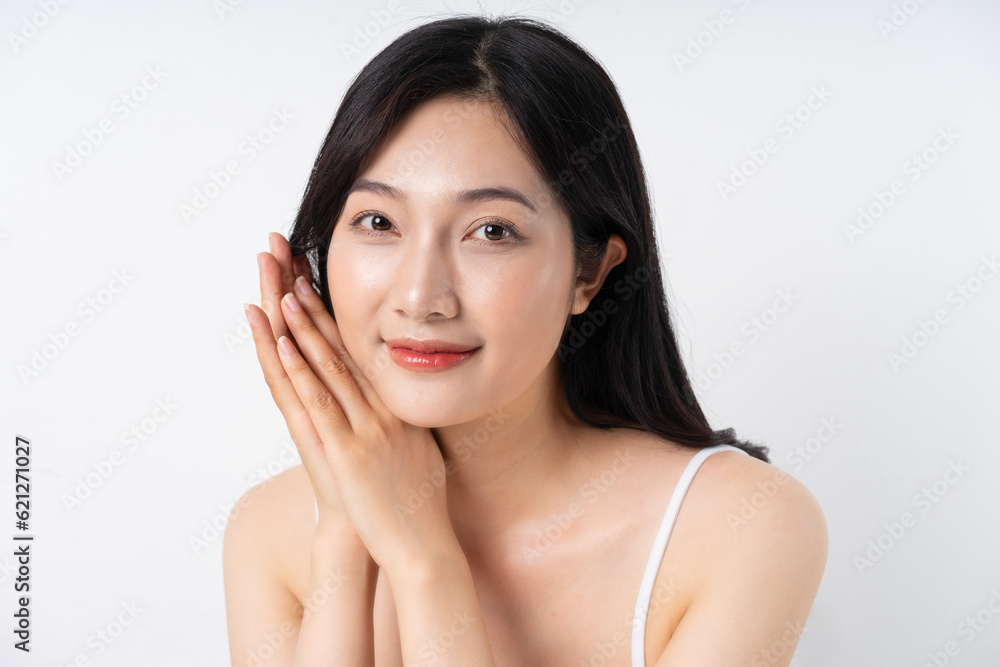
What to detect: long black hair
<box><xmin>287</xmin><ymin>14</ymin><xmax>770</xmax><ymax>462</ymax></box>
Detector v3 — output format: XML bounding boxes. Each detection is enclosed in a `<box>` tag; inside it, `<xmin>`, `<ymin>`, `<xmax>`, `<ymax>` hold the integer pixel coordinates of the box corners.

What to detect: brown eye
<box><xmin>482</xmin><ymin>223</ymin><xmax>506</xmax><ymax>241</ymax></box>
<box><xmin>350</xmin><ymin>212</ymin><xmax>395</xmax><ymax>235</ymax></box>
<box><xmin>361</xmin><ymin>213</ymin><xmax>392</xmax><ymax>231</ymax></box>
<box><xmin>471</xmin><ymin>218</ymin><xmax>519</xmax><ymax>244</ymax></box>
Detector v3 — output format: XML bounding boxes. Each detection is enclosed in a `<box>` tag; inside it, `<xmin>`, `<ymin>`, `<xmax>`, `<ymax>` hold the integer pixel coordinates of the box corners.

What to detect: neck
<box><xmin>431</xmin><ymin>356</ymin><xmax>588</xmax><ymax>552</ymax></box>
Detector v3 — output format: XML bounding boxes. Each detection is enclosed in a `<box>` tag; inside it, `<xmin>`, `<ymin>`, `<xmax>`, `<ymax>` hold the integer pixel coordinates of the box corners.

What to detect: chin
<box><xmin>386</xmin><ymin>406</ymin><xmax>457</xmax><ymax>429</ymax></box>
<box><xmin>375</xmin><ymin>388</ymin><xmax>474</xmax><ymax>429</ymax></box>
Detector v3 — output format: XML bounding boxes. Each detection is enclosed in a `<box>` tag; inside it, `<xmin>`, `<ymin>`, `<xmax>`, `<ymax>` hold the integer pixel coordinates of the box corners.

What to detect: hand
<box><xmin>258</xmin><ymin>232</ymin><xmax>313</xmax><ymax>343</ymax></box>
<box><xmin>245</xmin><ymin>257</ymin><xmax>458</xmax><ymax>573</ymax></box>
<box><xmin>249</xmin><ymin>233</ymin><xmax>357</xmax><ymax>537</ymax></box>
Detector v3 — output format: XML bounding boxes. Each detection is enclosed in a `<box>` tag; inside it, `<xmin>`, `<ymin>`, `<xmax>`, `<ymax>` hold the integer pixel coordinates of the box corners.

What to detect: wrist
<box><xmin>384</xmin><ymin>537</ymin><xmax>469</xmax><ymax>593</ymax></box>
<box><xmin>311</xmin><ymin>519</ymin><xmax>375</xmax><ymax>568</ymax></box>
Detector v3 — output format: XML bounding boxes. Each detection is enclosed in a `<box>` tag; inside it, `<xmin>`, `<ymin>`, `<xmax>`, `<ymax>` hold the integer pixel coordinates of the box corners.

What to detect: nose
<box><xmin>386</xmin><ymin>236</ymin><xmax>460</xmax><ymax>321</ymax></box>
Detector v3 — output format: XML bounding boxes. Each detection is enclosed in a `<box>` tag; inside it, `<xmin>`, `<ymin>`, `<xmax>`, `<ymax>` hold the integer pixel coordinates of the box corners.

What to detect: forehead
<box><xmin>356</xmin><ymin>96</ymin><xmax>553</xmax><ymax>209</ymax></box>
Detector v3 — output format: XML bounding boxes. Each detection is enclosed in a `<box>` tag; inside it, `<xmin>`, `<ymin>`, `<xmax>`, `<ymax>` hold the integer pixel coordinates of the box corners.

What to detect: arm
<box><xmin>385</xmin><ymin>538</ymin><xmax>495</xmax><ymax>667</ymax></box>
<box><xmin>652</xmin><ymin>461</ymin><xmax>829</xmax><ymax>667</ymax></box>
<box><xmin>222</xmin><ymin>475</ymin><xmax>381</xmax><ymax>666</ymax></box>
<box><xmin>292</xmin><ymin>520</ymin><xmax>380</xmax><ymax>666</ymax></box>
<box><xmin>223</xmin><ymin>482</ymin><xmax>303</xmax><ymax>667</ymax></box>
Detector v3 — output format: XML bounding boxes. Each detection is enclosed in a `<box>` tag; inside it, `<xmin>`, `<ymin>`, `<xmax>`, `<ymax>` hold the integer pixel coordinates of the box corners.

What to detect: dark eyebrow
<box><xmin>345</xmin><ymin>178</ymin><xmax>538</xmax><ymax>214</ymax></box>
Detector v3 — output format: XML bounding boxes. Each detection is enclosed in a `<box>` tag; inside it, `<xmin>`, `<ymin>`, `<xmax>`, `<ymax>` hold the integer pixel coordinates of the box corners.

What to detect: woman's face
<box><xmin>327</xmin><ymin>95</ymin><xmax>580</xmax><ymax>427</ymax></box>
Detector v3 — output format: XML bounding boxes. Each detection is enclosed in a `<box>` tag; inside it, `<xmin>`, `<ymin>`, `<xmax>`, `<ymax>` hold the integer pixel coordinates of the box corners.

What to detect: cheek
<box><xmin>326</xmin><ymin>244</ymin><xmax>386</xmax><ymax>365</ymax></box>
<box><xmin>464</xmin><ymin>252</ymin><xmax>573</xmax><ymax>361</ymax></box>
<box><xmin>328</xmin><ymin>239</ymin><xmax>389</xmax><ymax>303</ymax></box>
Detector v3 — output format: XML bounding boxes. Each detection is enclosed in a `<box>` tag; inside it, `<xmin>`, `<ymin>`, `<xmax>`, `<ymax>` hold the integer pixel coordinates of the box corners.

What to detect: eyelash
<box><xmin>347</xmin><ymin>210</ymin><xmax>523</xmax><ymax>245</ymax></box>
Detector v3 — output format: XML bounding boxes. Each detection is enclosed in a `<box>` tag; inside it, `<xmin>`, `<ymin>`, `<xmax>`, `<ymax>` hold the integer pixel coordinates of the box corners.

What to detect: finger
<box><xmin>260</xmin><ymin>233</ymin><xmax>310</xmax><ymax>342</ymax></box>
<box><xmin>280</xmin><ymin>291</ymin><xmax>375</xmax><ymax>431</ymax></box>
<box><xmin>269</xmin><ymin>232</ymin><xmax>297</xmax><ymax>289</ymax></box>
<box><xmin>274</xmin><ymin>330</ymin><xmax>360</xmax><ymax>457</ymax></box>
<box><xmin>292</xmin><ymin>253</ymin><xmax>313</xmax><ymax>283</ymax></box>
<box><xmin>289</xmin><ymin>275</ymin><xmax>391</xmax><ymax>417</ymax></box>
<box><xmin>245</xmin><ymin>303</ymin><xmax>339</xmax><ymax>503</ymax></box>
<box><xmin>258</xmin><ymin>250</ymin><xmax>290</xmax><ymax>342</ymax></box>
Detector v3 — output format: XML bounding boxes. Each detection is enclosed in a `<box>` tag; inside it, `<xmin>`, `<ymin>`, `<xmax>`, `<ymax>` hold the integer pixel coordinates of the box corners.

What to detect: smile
<box><xmin>386</xmin><ymin>344</ymin><xmax>481</xmax><ymax>372</ymax></box>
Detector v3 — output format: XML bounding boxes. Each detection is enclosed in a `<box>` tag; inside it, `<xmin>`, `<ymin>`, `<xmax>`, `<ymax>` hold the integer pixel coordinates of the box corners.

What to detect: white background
<box><xmin>2</xmin><ymin>0</ymin><xmax>998</xmax><ymax>665</ymax></box>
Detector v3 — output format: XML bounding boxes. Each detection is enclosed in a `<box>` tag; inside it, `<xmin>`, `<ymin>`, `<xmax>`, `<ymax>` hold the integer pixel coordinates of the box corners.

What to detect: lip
<box><xmin>384</xmin><ymin>337</ymin><xmax>481</xmax><ymax>372</ymax></box>
<box><xmin>384</xmin><ymin>337</ymin><xmax>479</xmax><ymax>354</ymax></box>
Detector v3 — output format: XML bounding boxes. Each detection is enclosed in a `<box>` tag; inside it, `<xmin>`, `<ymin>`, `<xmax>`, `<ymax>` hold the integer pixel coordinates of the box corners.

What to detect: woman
<box><xmin>224</xmin><ymin>14</ymin><xmax>827</xmax><ymax>667</ymax></box>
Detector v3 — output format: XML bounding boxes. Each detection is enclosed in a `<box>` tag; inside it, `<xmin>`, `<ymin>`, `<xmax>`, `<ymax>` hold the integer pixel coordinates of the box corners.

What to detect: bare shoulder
<box><xmin>223</xmin><ymin>463</ymin><xmax>315</xmax><ymax>592</ymax></box>
<box><xmin>684</xmin><ymin>449</ymin><xmax>829</xmax><ymax>632</ymax></box>
<box><xmin>222</xmin><ymin>464</ymin><xmax>318</xmax><ymax>663</ymax></box>
<box><xmin>693</xmin><ymin>448</ymin><xmax>829</xmax><ymax>558</ymax></box>
<box><xmin>646</xmin><ymin>445</ymin><xmax>829</xmax><ymax>664</ymax></box>
<box><xmin>623</xmin><ymin>435</ymin><xmax>828</xmax><ymax>568</ymax></box>
<box><xmin>599</xmin><ymin>431</ymin><xmax>827</xmax><ymax>557</ymax></box>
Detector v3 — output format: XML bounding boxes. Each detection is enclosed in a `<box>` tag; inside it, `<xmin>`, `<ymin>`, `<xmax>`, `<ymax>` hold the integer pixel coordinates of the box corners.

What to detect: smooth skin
<box><xmin>223</xmin><ymin>96</ymin><xmax>828</xmax><ymax>666</ymax></box>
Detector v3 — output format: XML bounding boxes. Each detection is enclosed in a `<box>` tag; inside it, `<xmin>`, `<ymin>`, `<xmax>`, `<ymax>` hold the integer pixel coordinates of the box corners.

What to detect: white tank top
<box><xmin>311</xmin><ymin>443</ymin><xmax>749</xmax><ymax>665</ymax></box>
<box><xmin>630</xmin><ymin>444</ymin><xmax>747</xmax><ymax>665</ymax></box>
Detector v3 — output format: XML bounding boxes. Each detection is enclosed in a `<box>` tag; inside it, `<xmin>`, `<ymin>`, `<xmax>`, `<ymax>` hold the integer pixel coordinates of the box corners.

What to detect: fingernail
<box><xmin>243</xmin><ymin>303</ymin><xmax>253</xmax><ymax>325</ymax></box>
<box><xmin>295</xmin><ymin>275</ymin><xmax>314</xmax><ymax>296</ymax></box>
<box><xmin>268</xmin><ymin>232</ymin><xmax>276</xmax><ymax>254</ymax></box>
<box><xmin>277</xmin><ymin>335</ymin><xmax>295</xmax><ymax>356</ymax></box>
<box><xmin>283</xmin><ymin>292</ymin><xmax>302</xmax><ymax>312</ymax></box>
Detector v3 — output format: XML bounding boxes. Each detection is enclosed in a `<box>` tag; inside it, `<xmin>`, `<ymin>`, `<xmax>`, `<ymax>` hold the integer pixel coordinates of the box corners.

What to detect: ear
<box><xmin>570</xmin><ymin>233</ymin><xmax>628</xmax><ymax>316</ymax></box>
